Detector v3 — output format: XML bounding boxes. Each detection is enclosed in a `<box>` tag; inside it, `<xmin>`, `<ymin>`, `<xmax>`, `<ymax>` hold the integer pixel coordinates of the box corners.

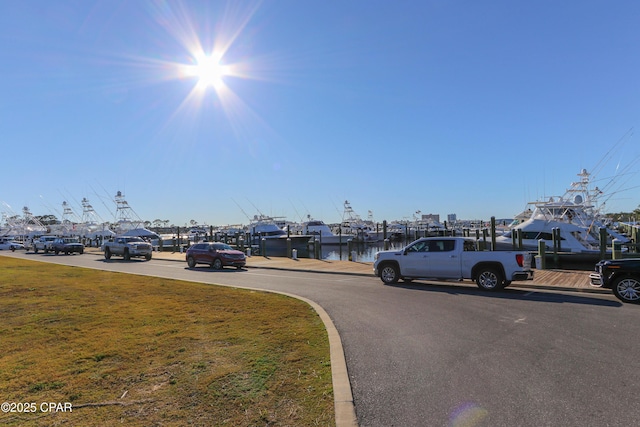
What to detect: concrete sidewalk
<box><xmin>86</xmin><ymin>247</ymin><xmax>600</xmax><ymax>293</ymax></box>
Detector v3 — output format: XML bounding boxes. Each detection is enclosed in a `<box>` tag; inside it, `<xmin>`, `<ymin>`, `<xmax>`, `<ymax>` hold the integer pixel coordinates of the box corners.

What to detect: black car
<box><xmin>51</xmin><ymin>237</ymin><xmax>85</xmax><ymax>255</ymax></box>
<box><xmin>185</xmin><ymin>242</ymin><xmax>246</xmax><ymax>269</ymax></box>
<box><xmin>590</xmin><ymin>258</ymin><xmax>640</xmax><ymax>303</ymax></box>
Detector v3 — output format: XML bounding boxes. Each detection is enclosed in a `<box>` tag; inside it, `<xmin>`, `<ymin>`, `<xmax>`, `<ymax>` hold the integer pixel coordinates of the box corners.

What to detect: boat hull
<box><xmin>251</xmin><ymin>236</ymin><xmax>312</xmax><ymax>256</ymax></box>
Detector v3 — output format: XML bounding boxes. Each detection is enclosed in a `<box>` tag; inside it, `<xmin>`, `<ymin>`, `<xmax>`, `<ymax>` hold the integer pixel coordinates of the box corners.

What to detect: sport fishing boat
<box><xmin>495</xmin><ymin>169</ymin><xmax>630</xmax><ymax>253</ymax></box>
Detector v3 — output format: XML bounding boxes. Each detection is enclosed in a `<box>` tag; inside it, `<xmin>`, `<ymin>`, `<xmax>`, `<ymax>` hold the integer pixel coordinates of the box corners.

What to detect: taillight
<box><xmin>516</xmin><ymin>254</ymin><xmax>524</xmax><ymax>267</ymax></box>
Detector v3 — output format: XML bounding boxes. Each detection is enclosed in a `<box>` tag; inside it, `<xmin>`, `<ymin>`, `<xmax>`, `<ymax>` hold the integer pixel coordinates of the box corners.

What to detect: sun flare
<box><xmin>182</xmin><ymin>52</ymin><xmax>230</xmax><ymax>91</ymax></box>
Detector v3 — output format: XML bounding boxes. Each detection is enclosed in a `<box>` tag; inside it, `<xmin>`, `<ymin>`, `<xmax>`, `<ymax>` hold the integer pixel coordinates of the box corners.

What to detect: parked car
<box><xmin>186</xmin><ymin>242</ymin><xmax>246</xmax><ymax>270</ymax></box>
<box><xmin>374</xmin><ymin>237</ymin><xmax>533</xmax><ymax>289</ymax></box>
<box><xmin>103</xmin><ymin>236</ymin><xmax>152</xmax><ymax>261</ymax></box>
<box><xmin>590</xmin><ymin>258</ymin><xmax>640</xmax><ymax>304</ymax></box>
<box><xmin>34</xmin><ymin>235</ymin><xmax>58</xmax><ymax>253</ymax></box>
<box><xmin>0</xmin><ymin>238</ymin><xmax>25</xmax><ymax>251</ymax></box>
<box><xmin>51</xmin><ymin>237</ymin><xmax>85</xmax><ymax>255</ymax></box>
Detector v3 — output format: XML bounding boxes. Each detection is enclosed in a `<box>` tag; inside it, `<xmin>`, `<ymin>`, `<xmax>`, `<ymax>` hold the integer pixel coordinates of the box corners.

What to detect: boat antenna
<box><xmin>40</xmin><ymin>194</ymin><xmax>63</xmax><ymax>219</ymax></box>
<box><xmin>58</xmin><ymin>188</ymin><xmax>85</xmax><ymax>219</ymax></box>
<box><xmin>231</xmin><ymin>198</ymin><xmax>252</xmax><ymax>222</ymax></box>
<box><xmin>289</xmin><ymin>199</ymin><xmax>306</xmax><ymax>223</ymax></box>
<box><xmin>590</xmin><ymin>127</ymin><xmax>634</xmax><ymax>178</ymax></box>
<box><xmin>246</xmin><ymin>198</ymin><xmax>266</xmax><ymax>219</ymax></box>
<box><xmin>91</xmin><ymin>181</ymin><xmax>116</xmax><ymax>219</ymax></box>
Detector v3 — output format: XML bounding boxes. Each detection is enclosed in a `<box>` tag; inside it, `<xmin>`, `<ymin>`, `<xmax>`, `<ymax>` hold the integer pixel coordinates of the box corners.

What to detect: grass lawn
<box><xmin>0</xmin><ymin>256</ymin><xmax>334</xmax><ymax>426</ymax></box>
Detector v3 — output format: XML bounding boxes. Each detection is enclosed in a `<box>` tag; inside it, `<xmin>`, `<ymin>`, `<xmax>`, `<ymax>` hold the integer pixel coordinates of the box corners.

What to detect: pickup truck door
<box><xmin>401</xmin><ymin>240</ymin><xmax>430</xmax><ymax>277</ymax></box>
<box><xmin>423</xmin><ymin>239</ymin><xmax>461</xmax><ymax>279</ymax></box>
<box><xmin>113</xmin><ymin>238</ymin><xmax>125</xmax><ymax>254</ymax></box>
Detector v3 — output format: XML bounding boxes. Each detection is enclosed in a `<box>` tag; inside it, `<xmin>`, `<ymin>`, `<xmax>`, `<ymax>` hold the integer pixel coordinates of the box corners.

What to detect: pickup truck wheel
<box><xmin>476</xmin><ymin>268</ymin><xmax>504</xmax><ymax>291</ymax></box>
<box><xmin>380</xmin><ymin>264</ymin><xmax>400</xmax><ymax>284</ymax></box>
<box><xmin>34</xmin><ymin>247</ymin><xmax>39</xmax><ymax>254</ymax></box>
<box><xmin>145</xmin><ymin>254</ymin><xmax>151</xmax><ymax>261</ymax></box>
<box><xmin>123</xmin><ymin>249</ymin><xmax>131</xmax><ymax>261</ymax></box>
<box><xmin>612</xmin><ymin>276</ymin><xmax>640</xmax><ymax>304</ymax></box>
<box><xmin>211</xmin><ymin>258</ymin><xmax>223</xmax><ymax>270</ymax></box>
<box><xmin>105</xmin><ymin>247</ymin><xmax>111</xmax><ymax>259</ymax></box>
<box><xmin>187</xmin><ymin>256</ymin><xmax>196</xmax><ymax>268</ymax></box>
<box><xmin>55</xmin><ymin>249</ymin><xmax>60</xmax><ymax>255</ymax></box>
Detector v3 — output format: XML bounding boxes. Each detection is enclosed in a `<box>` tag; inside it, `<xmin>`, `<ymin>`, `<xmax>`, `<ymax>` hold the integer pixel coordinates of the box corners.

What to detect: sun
<box><xmin>182</xmin><ymin>52</ymin><xmax>230</xmax><ymax>91</ymax></box>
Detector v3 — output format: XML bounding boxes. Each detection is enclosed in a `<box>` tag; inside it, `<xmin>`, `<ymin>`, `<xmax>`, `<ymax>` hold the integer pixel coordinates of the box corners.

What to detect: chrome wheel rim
<box><xmin>617</xmin><ymin>278</ymin><xmax>640</xmax><ymax>302</ymax></box>
<box><xmin>381</xmin><ymin>266</ymin><xmax>397</xmax><ymax>283</ymax></box>
<box><xmin>479</xmin><ymin>271</ymin><xmax>499</xmax><ymax>289</ymax></box>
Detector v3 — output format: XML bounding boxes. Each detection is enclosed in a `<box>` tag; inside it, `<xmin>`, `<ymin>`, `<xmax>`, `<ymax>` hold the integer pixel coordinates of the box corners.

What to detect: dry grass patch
<box><xmin>0</xmin><ymin>257</ymin><xmax>334</xmax><ymax>426</ymax></box>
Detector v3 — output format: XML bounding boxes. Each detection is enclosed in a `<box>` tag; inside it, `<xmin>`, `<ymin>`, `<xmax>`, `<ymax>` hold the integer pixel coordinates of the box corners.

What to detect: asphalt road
<box><xmin>4</xmin><ymin>251</ymin><xmax>640</xmax><ymax>427</ymax></box>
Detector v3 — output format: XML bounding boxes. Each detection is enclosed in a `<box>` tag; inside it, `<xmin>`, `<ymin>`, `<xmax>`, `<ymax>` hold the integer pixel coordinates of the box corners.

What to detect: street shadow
<box><xmin>34</xmin><ymin>252</ymin><xmax>84</xmax><ymax>257</ymax></box>
<box><xmin>183</xmin><ymin>266</ymin><xmax>247</xmax><ymax>273</ymax></box>
<box><xmin>386</xmin><ymin>280</ymin><xmax>621</xmax><ymax>307</ymax></box>
<box><xmin>97</xmin><ymin>258</ymin><xmax>153</xmax><ymax>263</ymax></box>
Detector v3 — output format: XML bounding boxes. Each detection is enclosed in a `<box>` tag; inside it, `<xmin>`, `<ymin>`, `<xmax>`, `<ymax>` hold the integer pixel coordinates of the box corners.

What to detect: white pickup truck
<box><xmin>33</xmin><ymin>235</ymin><xmax>58</xmax><ymax>253</ymax></box>
<box><xmin>103</xmin><ymin>236</ymin><xmax>153</xmax><ymax>261</ymax></box>
<box><xmin>374</xmin><ymin>237</ymin><xmax>533</xmax><ymax>290</ymax></box>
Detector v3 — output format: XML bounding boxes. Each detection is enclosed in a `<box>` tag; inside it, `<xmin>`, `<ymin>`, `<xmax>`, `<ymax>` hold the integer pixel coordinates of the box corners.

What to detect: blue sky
<box><xmin>2</xmin><ymin>0</ymin><xmax>639</xmax><ymax>227</ymax></box>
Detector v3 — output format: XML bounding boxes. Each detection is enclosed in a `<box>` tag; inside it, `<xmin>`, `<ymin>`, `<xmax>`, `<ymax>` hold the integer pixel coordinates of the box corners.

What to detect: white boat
<box><xmin>248</xmin><ymin>215</ymin><xmax>312</xmax><ymax>255</ymax></box>
<box><xmin>495</xmin><ymin>169</ymin><xmax>630</xmax><ymax>253</ymax></box>
<box><xmin>340</xmin><ymin>200</ymin><xmax>381</xmax><ymax>241</ymax></box>
<box><xmin>0</xmin><ymin>206</ymin><xmax>48</xmax><ymax>241</ymax></box>
<box><xmin>302</xmin><ymin>219</ymin><xmax>353</xmax><ymax>245</ymax></box>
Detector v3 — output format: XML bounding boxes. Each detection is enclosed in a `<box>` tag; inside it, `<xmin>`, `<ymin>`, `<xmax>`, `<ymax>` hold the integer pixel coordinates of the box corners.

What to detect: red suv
<box><xmin>185</xmin><ymin>242</ymin><xmax>246</xmax><ymax>270</ymax></box>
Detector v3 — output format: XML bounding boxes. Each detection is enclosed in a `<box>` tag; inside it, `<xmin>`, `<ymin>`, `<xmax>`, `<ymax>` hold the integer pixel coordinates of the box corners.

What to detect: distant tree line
<box><xmin>36</xmin><ymin>215</ymin><xmax>59</xmax><ymax>225</ymax></box>
<box><xmin>606</xmin><ymin>205</ymin><xmax>640</xmax><ymax>223</ymax></box>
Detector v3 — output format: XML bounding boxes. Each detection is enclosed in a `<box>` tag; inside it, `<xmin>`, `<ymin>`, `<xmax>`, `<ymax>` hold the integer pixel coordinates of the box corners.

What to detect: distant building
<box><xmin>422</xmin><ymin>213</ymin><xmax>440</xmax><ymax>223</ymax></box>
<box><xmin>447</xmin><ymin>213</ymin><xmax>457</xmax><ymax>223</ymax></box>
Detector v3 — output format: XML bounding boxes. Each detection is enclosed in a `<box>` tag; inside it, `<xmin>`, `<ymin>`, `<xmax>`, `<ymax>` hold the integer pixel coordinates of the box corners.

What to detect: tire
<box><xmin>34</xmin><ymin>247</ymin><xmax>39</xmax><ymax>254</ymax></box>
<box><xmin>211</xmin><ymin>258</ymin><xmax>223</xmax><ymax>270</ymax></box>
<box><xmin>80</xmin><ymin>248</ymin><xmax>84</xmax><ymax>254</ymax></box>
<box><xmin>123</xmin><ymin>249</ymin><xmax>130</xmax><ymax>261</ymax></box>
<box><xmin>503</xmin><ymin>280</ymin><xmax>512</xmax><ymax>288</ymax></box>
<box><xmin>55</xmin><ymin>249</ymin><xmax>59</xmax><ymax>255</ymax></box>
<box><xmin>145</xmin><ymin>254</ymin><xmax>152</xmax><ymax>261</ymax></box>
<box><xmin>379</xmin><ymin>263</ymin><xmax>400</xmax><ymax>284</ymax></box>
<box><xmin>187</xmin><ymin>256</ymin><xmax>196</xmax><ymax>268</ymax></box>
<box><xmin>105</xmin><ymin>247</ymin><xmax>111</xmax><ymax>260</ymax></box>
<box><xmin>475</xmin><ymin>267</ymin><xmax>504</xmax><ymax>291</ymax></box>
<box><xmin>612</xmin><ymin>276</ymin><xmax>640</xmax><ymax>304</ymax></box>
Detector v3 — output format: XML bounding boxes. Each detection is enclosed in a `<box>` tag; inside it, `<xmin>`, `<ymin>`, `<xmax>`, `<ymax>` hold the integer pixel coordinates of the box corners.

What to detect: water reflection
<box><xmin>319</xmin><ymin>241</ymin><xmax>406</xmax><ymax>262</ymax></box>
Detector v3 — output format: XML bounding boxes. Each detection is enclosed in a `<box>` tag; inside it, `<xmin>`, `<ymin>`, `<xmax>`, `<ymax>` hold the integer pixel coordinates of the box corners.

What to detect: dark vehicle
<box><xmin>186</xmin><ymin>242</ymin><xmax>246</xmax><ymax>270</ymax></box>
<box><xmin>590</xmin><ymin>258</ymin><xmax>640</xmax><ymax>304</ymax></box>
<box><xmin>51</xmin><ymin>237</ymin><xmax>84</xmax><ymax>255</ymax></box>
